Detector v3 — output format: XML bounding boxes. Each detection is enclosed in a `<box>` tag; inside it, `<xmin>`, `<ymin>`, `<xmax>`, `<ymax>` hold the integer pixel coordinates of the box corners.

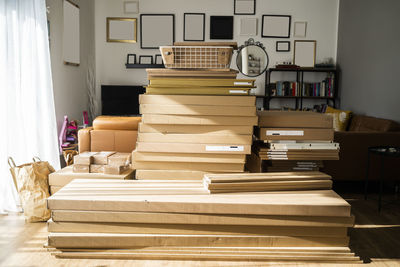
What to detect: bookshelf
<box><xmin>261</xmin><ymin>67</ymin><xmax>338</xmax><ymax>110</ymax></box>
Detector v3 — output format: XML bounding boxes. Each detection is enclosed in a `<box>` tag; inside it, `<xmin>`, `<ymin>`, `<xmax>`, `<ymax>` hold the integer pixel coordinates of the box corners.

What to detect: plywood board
<box><xmin>138</xmin><ymin>123</ymin><xmax>253</xmax><ymax>135</ymax></box>
<box><xmin>137</xmin><ymin>133</ymin><xmax>252</xmax><ymax>145</ymax></box>
<box><xmin>140</xmin><ymin>104</ymin><xmax>256</xmax><ymax>116</ymax></box>
<box><xmin>139</xmin><ymin>95</ymin><xmax>255</xmax><ymax>106</ymax></box>
<box><xmin>136</xmin><ymin>142</ymin><xmax>251</xmax><ymax>154</ymax></box>
<box><xmin>132</xmin><ymin>161</ymin><xmax>244</xmax><ymax>172</ymax></box>
<box><xmin>52</xmin><ymin>210</ymin><xmax>355</xmax><ymax>227</ymax></box>
<box><xmin>142</xmin><ymin>114</ymin><xmax>258</xmax><ymax>126</ymax></box>
<box><xmin>133</xmin><ymin>151</ymin><xmax>246</xmax><ymax>164</ymax></box>
<box><xmin>48</xmin><ymin>233</ymin><xmax>349</xmax><ymax>248</ymax></box>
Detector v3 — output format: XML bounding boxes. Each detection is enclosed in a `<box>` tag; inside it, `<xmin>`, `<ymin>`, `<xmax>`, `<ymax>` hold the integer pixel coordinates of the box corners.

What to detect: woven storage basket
<box><xmin>160</xmin><ymin>46</ymin><xmax>233</xmax><ymax>69</ymax></box>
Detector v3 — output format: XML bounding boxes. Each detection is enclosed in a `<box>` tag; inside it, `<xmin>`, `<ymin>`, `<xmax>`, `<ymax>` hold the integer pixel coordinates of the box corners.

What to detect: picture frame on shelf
<box><xmin>139</xmin><ymin>55</ymin><xmax>153</xmax><ymax>64</ymax></box>
<box><xmin>210</xmin><ymin>16</ymin><xmax>234</xmax><ymax>39</ymax></box>
<box><xmin>140</xmin><ymin>14</ymin><xmax>175</xmax><ymax>49</ymax></box>
<box><xmin>63</xmin><ymin>0</ymin><xmax>80</xmax><ymax>66</ymax></box>
<box><xmin>184</xmin><ymin>13</ymin><xmax>205</xmax><ymax>41</ymax></box>
<box><xmin>276</xmin><ymin>41</ymin><xmax>290</xmax><ymax>52</ymax></box>
<box><xmin>239</xmin><ymin>18</ymin><xmax>257</xmax><ymax>36</ymax></box>
<box><xmin>293</xmin><ymin>40</ymin><xmax>316</xmax><ymax>67</ymax></box>
<box><xmin>294</xmin><ymin>21</ymin><xmax>307</xmax><ymax>37</ymax></box>
<box><xmin>261</xmin><ymin>15</ymin><xmax>291</xmax><ymax>38</ymax></box>
<box><xmin>126</xmin><ymin>54</ymin><xmax>136</xmax><ymax>64</ymax></box>
<box><xmin>106</xmin><ymin>17</ymin><xmax>137</xmax><ymax>43</ymax></box>
<box><xmin>155</xmin><ymin>54</ymin><xmax>163</xmax><ymax>65</ymax></box>
<box><xmin>123</xmin><ymin>1</ymin><xmax>139</xmax><ymax>14</ymax></box>
<box><xmin>234</xmin><ymin>0</ymin><xmax>256</xmax><ymax>15</ymax></box>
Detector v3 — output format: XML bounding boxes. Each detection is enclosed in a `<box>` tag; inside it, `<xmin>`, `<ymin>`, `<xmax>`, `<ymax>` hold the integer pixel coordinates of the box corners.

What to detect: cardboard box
<box><xmin>108</xmin><ymin>153</ymin><xmax>132</xmax><ymax>166</ymax></box>
<box><xmin>89</xmin><ymin>164</ymin><xmax>104</xmax><ymax>173</ymax></box>
<box><xmin>142</xmin><ymin>114</ymin><xmax>258</xmax><ymax>126</ymax></box>
<box><xmin>104</xmin><ymin>165</ymin><xmax>128</xmax><ymax>175</ymax></box>
<box><xmin>146</xmin><ymin>68</ymin><xmax>238</xmax><ymax>79</ymax></box>
<box><xmin>50</xmin><ymin>186</ymin><xmax>62</xmax><ymax>195</ymax></box>
<box><xmin>48</xmin><ymin>166</ymin><xmax>134</xmax><ymax>186</ymax></box>
<box><xmin>132</xmin><ymin>151</ymin><xmax>246</xmax><ymax>164</ymax></box>
<box><xmin>137</xmin><ymin>133</ymin><xmax>252</xmax><ymax>145</ymax></box>
<box><xmin>149</xmin><ymin>78</ymin><xmax>255</xmax><ymax>87</ymax></box>
<box><xmin>92</xmin><ymin>151</ymin><xmax>116</xmax><ymax>165</ymax></box>
<box><xmin>258</xmin><ymin>111</ymin><xmax>333</xmax><ymax>128</ymax></box>
<box><xmin>135</xmin><ymin>170</ymin><xmax>209</xmax><ymax>180</ymax></box>
<box><xmin>145</xmin><ymin>87</ymin><xmax>250</xmax><ymax>95</ymax></box>
<box><xmin>136</xmin><ymin>142</ymin><xmax>251</xmax><ymax>154</ymax></box>
<box><xmin>132</xmin><ymin>161</ymin><xmax>244</xmax><ymax>172</ymax></box>
<box><xmin>140</xmin><ymin>104</ymin><xmax>256</xmax><ymax>117</ymax></box>
<box><xmin>90</xmin><ymin>130</ymin><xmax>137</xmax><ymax>153</ymax></box>
<box><xmin>139</xmin><ymin>123</ymin><xmax>253</xmax><ymax>135</ymax></box>
<box><xmin>257</xmin><ymin>128</ymin><xmax>334</xmax><ymax>141</ymax></box>
<box><xmin>73</xmin><ymin>152</ymin><xmax>97</xmax><ymax>165</ymax></box>
<box><xmin>139</xmin><ymin>95</ymin><xmax>255</xmax><ymax>106</ymax></box>
<box><xmin>72</xmin><ymin>164</ymin><xmax>89</xmax><ymax>173</ymax></box>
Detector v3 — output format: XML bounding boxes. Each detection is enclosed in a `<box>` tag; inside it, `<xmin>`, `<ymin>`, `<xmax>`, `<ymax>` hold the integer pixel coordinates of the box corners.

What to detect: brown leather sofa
<box><xmin>322</xmin><ymin>115</ymin><xmax>400</xmax><ymax>181</ymax></box>
<box><xmin>78</xmin><ymin>116</ymin><xmax>141</xmax><ymax>153</ymax></box>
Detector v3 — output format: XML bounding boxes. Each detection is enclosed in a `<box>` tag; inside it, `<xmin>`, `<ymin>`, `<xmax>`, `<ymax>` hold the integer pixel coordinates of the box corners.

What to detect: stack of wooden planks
<box><xmin>133</xmin><ymin>69</ymin><xmax>258</xmax><ymax>180</ymax></box>
<box><xmin>46</xmin><ymin>178</ymin><xmax>360</xmax><ymax>263</ymax></box>
<box><xmin>203</xmin><ymin>171</ymin><xmax>333</xmax><ymax>193</ymax></box>
<box><xmin>248</xmin><ymin>111</ymin><xmax>339</xmax><ymax>172</ymax></box>
<box><xmin>72</xmin><ymin>152</ymin><xmax>131</xmax><ymax>174</ymax></box>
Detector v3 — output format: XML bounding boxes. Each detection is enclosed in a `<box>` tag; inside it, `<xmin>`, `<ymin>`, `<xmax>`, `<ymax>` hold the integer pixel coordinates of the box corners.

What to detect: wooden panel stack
<box><xmin>133</xmin><ymin>69</ymin><xmax>258</xmax><ymax>180</ymax></box>
<box><xmin>248</xmin><ymin>111</ymin><xmax>339</xmax><ymax>172</ymax></box>
<box><xmin>46</xmin><ymin>178</ymin><xmax>360</xmax><ymax>263</ymax></box>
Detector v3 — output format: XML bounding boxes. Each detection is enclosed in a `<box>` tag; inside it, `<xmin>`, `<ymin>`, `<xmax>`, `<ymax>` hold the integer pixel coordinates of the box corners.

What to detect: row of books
<box><xmin>269</xmin><ymin>77</ymin><xmax>335</xmax><ymax>97</ymax></box>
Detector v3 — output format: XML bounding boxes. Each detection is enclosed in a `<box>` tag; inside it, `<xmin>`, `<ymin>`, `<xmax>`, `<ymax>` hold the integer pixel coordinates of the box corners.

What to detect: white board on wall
<box><xmin>63</xmin><ymin>0</ymin><xmax>80</xmax><ymax>66</ymax></box>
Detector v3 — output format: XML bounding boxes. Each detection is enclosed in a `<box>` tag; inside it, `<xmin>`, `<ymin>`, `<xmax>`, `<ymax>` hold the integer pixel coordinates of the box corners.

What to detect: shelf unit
<box><xmin>125</xmin><ymin>64</ymin><xmax>165</xmax><ymax>69</ymax></box>
<box><xmin>260</xmin><ymin>67</ymin><xmax>338</xmax><ymax>110</ymax></box>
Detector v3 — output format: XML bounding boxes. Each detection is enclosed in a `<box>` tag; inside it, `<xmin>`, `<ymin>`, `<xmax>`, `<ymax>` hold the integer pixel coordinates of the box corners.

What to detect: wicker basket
<box><xmin>160</xmin><ymin>46</ymin><xmax>233</xmax><ymax>69</ymax></box>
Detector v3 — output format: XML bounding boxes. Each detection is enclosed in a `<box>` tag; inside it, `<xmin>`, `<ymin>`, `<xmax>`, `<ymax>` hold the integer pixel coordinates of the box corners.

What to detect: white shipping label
<box><xmin>234</xmin><ymin>82</ymin><xmax>252</xmax><ymax>86</ymax></box>
<box><xmin>266</xmin><ymin>130</ymin><xmax>304</xmax><ymax>136</ymax></box>
<box><xmin>205</xmin><ymin>145</ymin><xmax>244</xmax><ymax>152</ymax></box>
<box><xmin>229</xmin><ymin>90</ymin><xmax>247</xmax><ymax>94</ymax></box>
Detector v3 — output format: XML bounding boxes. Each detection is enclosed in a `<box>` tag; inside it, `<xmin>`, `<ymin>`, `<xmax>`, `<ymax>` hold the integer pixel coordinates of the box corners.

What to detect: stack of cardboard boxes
<box><xmin>133</xmin><ymin>69</ymin><xmax>258</xmax><ymax>180</ymax></box>
<box><xmin>248</xmin><ymin>111</ymin><xmax>339</xmax><ymax>172</ymax></box>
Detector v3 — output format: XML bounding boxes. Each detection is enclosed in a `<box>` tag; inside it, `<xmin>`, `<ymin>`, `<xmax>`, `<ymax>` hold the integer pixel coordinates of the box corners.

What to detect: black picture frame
<box><xmin>139</xmin><ymin>55</ymin><xmax>153</xmax><ymax>64</ymax></box>
<box><xmin>183</xmin><ymin>13</ymin><xmax>205</xmax><ymax>41</ymax></box>
<box><xmin>126</xmin><ymin>54</ymin><xmax>136</xmax><ymax>64</ymax></box>
<box><xmin>210</xmin><ymin>16</ymin><xmax>234</xmax><ymax>40</ymax></box>
<box><xmin>140</xmin><ymin>14</ymin><xmax>175</xmax><ymax>49</ymax></box>
<box><xmin>234</xmin><ymin>0</ymin><xmax>256</xmax><ymax>15</ymax></box>
<box><xmin>276</xmin><ymin>41</ymin><xmax>290</xmax><ymax>52</ymax></box>
<box><xmin>261</xmin><ymin>15</ymin><xmax>291</xmax><ymax>38</ymax></box>
<box><xmin>155</xmin><ymin>54</ymin><xmax>163</xmax><ymax>65</ymax></box>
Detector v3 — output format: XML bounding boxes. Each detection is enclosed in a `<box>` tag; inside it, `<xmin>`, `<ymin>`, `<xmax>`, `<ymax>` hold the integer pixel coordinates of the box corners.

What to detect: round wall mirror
<box><xmin>236</xmin><ymin>38</ymin><xmax>269</xmax><ymax>77</ymax></box>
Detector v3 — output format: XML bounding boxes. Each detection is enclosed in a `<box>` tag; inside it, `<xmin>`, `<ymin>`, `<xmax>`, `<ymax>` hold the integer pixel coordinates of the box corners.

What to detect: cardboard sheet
<box><xmin>132</xmin><ymin>161</ymin><xmax>244</xmax><ymax>172</ymax></box>
<box><xmin>138</xmin><ymin>123</ymin><xmax>253</xmax><ymax>135</ymax></box>
<box><xmin>257</xmin><ymin>128</ymin><xmax>334</xmax><ymax>141</ymax></box>
<box><xmin>136</xmin><ymin>142</ymin><xmax>251</xmax><ymax>154</ymax></box>
<box><xmin>135</xmin><ymin>170</ymin><xmax>209</xmax><ymax>180</ymax></box>
<box><xmin>137</xmin><ymin>133</ymin><xmax>252</xmax><ymax>145</ymax></box>
<box><xmin>142</xmin><ymin>114</ymin><xmax>258</xmax><ymax>126</ymax></box>
<box><xmin>139</xmin><ymin>95</ymin><xmax>256</xmax><ymax>106</ymax></box>
<box><xmin>258</xmin><ymin>111</ymin><xmax>333</xmax><ymax>129</ymax></box>
<box><xmin>149</xmin><ymin>78</ymin><xmax>255</xmax><ymax>87</ymax></box>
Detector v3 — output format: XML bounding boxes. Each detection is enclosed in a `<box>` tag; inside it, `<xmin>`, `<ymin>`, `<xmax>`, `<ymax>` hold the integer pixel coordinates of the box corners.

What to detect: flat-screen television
<box><xmin>101</xmin><ymin>85</ymin><xmax>145</xmax><ymax>115</ymax></box>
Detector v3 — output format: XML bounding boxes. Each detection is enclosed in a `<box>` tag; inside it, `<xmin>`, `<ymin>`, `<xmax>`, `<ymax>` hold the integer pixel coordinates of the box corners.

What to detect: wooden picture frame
<box><xmin>276</xmin><ymin>41</ymin><xmax>290</xmax><ymax>52</ymax></box>
<box><xmin>63</xmin><ymin>0</ymin><xmax>80</xmax><ymax>66</ymax></box>
<box><xmin>140</xmin><ymin>14</ymin><xmax>175</xmax><ymax>49</ymax></box>
<box><xmin>123</xmin><ymin>1</ymin><xmax>139</xmax><ymax>14</ymax></box>
<box><xmin>184</xmin><ymin>13</ymin><xmax>205</xmax><ymax>41</ymax></box>
<box><xmin>106</xmin><ymin>17</ymin><xmax>137</xmax><ymax>43</ymax></box>
<box><xmin>155</xmin><ymin>54</ymin><xmax>163</xmax><ymax>65</ymax></box>
<box><xmin>234</xmin><ymin>0</ymin><xmax>256</xmax><ymax>15</ymax></box>
<box><xmin>210</xmin><ymin>16</ymin><xmax>234</xmax><ymax>40</ymax></box>
<box><xmin>261</xmin><ymin>15</ymin><xmax>291</xmax><ymax>38</ymax></box>
<box><xmin>139</xmin><ymin>55</ymin><xmax>153</xmax><ymax>64</ymax></box>
<box><xmin>294</xmin><ymin>21</ymin><xmax>307</xmax><ymax>38</ymax></box>
<box><xmin>293</xmin><ymin>40</ymin><xmax>316</xmax><ymax>67</ymax></box>
<box><xmin>240</xmin><ymin>18</ymin><xmax>257</xmax><ymax>36</ymax></box>
<box><xmin>126</xmin><ymin>54</ymin><xmax>136</xmax><ymax>64</ymax></box>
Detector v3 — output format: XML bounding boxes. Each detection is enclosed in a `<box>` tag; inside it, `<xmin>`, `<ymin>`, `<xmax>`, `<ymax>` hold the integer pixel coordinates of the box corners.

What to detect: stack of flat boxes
<box><xmin>133</xmin><ymin>69</ymin><xmax>257</xmax><ymax>180</ymax></box>
<box><xmin>248</xmin><ymin>111</ymin><xmax>339</xmax><ymax>172</ymax></box>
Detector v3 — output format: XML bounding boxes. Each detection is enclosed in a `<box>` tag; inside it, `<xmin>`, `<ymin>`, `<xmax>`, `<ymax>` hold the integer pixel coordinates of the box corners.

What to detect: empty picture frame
<box><xmin>126</xmin><ymin>54</ymin><xmax>136</xmax><ymax>64</ymax></box>
<box><xmin>184</xmin><ymin>13</ymin><xmax>205</xmax><ymax>41</ymax></box>
<box><xmin>63</xmin><ymin>0</ymin><xmax>80</xmax><ymax>66</ymax></box>
<box><xmin>294</xmin><ymin>21</ymin><xmax>307</xmax><ymax>37</ymax></box>
<box><xmin>124</xmin><ymin>1</ymin><xmax>139</xmax><ymax>14</ymax></box>
<box><xmin>240</xmin><ymin>18</ymin><xmax>257</xmax><ymax>36</ymax></box>
<box><xmin>276</xmin><ymin>41</ymin><xmax>290</xmax><ymax>52</ymax></box>
<box><xmin>262</xmin><ymin>15</ymin><xmax>291</xmax><ymax>38</ymax></box>
<box><xmin>155</xmin><ymin>54</ymin><xmax>163</xmax><ymax>65</ymax></box>
<box><xmin>106</xmin><ymin>17</ymin><xmax>137</xmax><ymax>43</ymax></box>
<box><xmin>293</xmin><ymin>40</ymin><xmax>316</xmax><ymax>67</ymax></box>
<box><xmin>140</xmin><ymin>14</ymin><xmax>175</xmax><ymax>49</ymax></box>
<box><xmin>234</xmin><ymin>0</ymin><xmax>256</xmax><ymax>15</ymax></box>
<box><xmin>139</xmin><ymin>55</ymin><xmax>153</xmax><ymax>64</ymax></box>
<box><xmin>210</xmin><ymin>16</ymin><xmax>234</xmax><ymax>39</ymax></box>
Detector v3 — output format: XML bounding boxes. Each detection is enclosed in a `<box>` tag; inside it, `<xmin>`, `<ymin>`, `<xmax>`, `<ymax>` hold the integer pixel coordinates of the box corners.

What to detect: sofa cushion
<box><xmin>90</xmin><ymin>130</ymin><xmax>137</xmax><ymax>153</ymax></box>
<box><xmin>349</xmin><ymin>115</ymin><xmax>400</xmax><ymax>132</ymax></box>
<box><xmin>93</xmin><ymin>116</ymin><xmax>141</xmax><ymax>131</ymax></box>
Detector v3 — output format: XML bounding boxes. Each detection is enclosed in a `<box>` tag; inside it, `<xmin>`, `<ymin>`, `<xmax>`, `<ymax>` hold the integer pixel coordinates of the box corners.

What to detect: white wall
<box><xmin>94</xmin><ymin>0</ymin><xmax>339</xmax><ymax>111</ymax></box>
<box><xmin>47</xmin><ymin>0</ymin><xmax>95</xmax><ymax>131</ymax></box>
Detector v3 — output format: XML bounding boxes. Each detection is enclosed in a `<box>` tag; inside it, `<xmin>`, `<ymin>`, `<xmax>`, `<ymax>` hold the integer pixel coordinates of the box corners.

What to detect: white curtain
<box><xmin>0</xmin><ymin>0</ymin><xmax>60</xmax><ymax>213</ymax></box>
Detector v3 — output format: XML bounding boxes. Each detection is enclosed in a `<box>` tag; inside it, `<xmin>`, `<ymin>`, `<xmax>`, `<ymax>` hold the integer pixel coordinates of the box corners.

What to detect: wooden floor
<box><xmin>0</xmin><ymin>193</ymin><xmax>399</xmax><ymax>267</ymax></box>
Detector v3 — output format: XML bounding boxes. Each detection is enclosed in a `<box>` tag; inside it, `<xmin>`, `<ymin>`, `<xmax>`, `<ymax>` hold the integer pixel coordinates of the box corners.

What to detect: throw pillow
<box><xmin>325</xmin><ymin>106</ymin><xmax>352</xmax><ymax>131</ymax></box>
